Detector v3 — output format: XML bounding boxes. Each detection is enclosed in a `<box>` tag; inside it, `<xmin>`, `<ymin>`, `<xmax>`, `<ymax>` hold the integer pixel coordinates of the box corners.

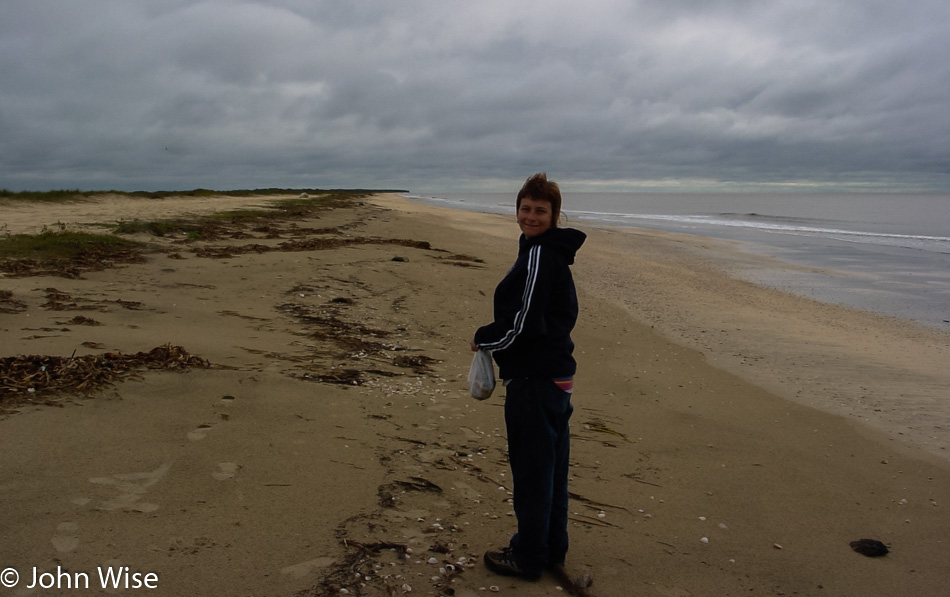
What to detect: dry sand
<box><xmin>1</xmin><ymin>192</ymin><xmax>949</xmax><ymax>596</ymax></box>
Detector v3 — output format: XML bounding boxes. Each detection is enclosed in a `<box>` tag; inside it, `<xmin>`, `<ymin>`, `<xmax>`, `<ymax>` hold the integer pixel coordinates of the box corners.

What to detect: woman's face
<box><xmin>517</xmin><ymin>196</ymin><xmax>554</xmax><ymax>238</ymax></box>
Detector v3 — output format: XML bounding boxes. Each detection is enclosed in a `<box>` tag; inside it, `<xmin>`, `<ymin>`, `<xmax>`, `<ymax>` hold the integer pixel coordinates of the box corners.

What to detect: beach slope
<box><xmin>1</xmin><ymin>192</ymin><xmax>948</xmax><ymax>596</ymax></box>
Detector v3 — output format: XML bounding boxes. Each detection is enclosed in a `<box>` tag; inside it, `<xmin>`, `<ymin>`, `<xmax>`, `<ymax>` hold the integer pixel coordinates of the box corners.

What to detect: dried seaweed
<box><xmin>0</xmin><ymin>344</ymin><xmax>211</xmax><ymax>405</ymax></box>
<box><xmin>439</xmin><ymin>253</ymin><xmax>486</xmax><ymax>268</ymax></box>
<box><xmin>40</xmin><ymin>288</ymin><xmax>99</xmax><ymax>311</ymax></box>
<box><xmin>37</xmin><ymin>288</ymin><xmax>146</xmax><ymax>312</ymax></box>
<box><xmin>392</xmin><ymin>354</ymin><xmax>439</xmax><ymax>373</ymax></box>
<box><xmin>304</xmin><ymin>539</ymin><xmax>409</xmax><ymax>596</ymax></box>
<box><xmin>0</xmin><ymin>290</ymin><xmax>28</xmax><ymax>314</ymax></box>
<box><xmin>444</xmin><ymin>253</ymin><xmax>484</xmax><ymax>263</ymax></box>
<box><xmin>392</xmin><ymin>477</ymin><xmax>443</xmax><ymax>493</ymax></box>
<box><xmin>306</xmin><ymin>368</ymin><xmax>365</xmax><ymax>386</ymax></box>
<box><xmin>0</xmin><ymin>245</ymin><xmax>145</xmax><ymax>279</ymax></box>
<box><xmin>584</xmin><ymin>420</ymin><xmax>632</xmax><ymax>442</ymax></box>
<box><xmin>276</xmin><ymin>302</ymin><xmax>391</xmax><ymax>352</ymax></box>
<box><xmin>113</xmin><ymin>299</ymin><xmax>145</xmax><ymax>310</ymax></box>
<box><xmin>193</xmin><ymin>236</ymin><xmax>433</xmax><ymax>259</ymax></box>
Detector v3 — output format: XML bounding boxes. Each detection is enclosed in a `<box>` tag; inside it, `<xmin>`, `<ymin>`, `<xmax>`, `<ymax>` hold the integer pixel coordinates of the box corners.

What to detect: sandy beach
<box><xmin>1</xmin><ymin>192</ymin><xmax>949</xmax><ymax>597</ymax></box>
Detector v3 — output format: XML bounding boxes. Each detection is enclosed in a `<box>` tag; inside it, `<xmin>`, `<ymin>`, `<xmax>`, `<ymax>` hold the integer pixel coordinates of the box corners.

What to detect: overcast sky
<box><xmin>1</xmin><ymin>0</ymin><xmax>948</xmax><ymax>193</ymax></box>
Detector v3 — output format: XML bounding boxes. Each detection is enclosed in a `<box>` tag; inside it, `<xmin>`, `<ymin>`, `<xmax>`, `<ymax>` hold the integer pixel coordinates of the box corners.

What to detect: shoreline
<box><xmin>390</xmin><ymin>194</ymin><xmax>950</xmax><ymax>463</ymax></box>
<box><xmin>404</xmin><ymin>192</ymin><xmax>950</xmax><ymax>331</ymax></box>
<box><xmin>578</xmin><ymin>222</ymin><xmax>950</xmax><ymax>464</ymax></box>
<box><xmin>1</xmin><ymin>192</ymin><xmax>949</xmax><ymax>596</ymax></box>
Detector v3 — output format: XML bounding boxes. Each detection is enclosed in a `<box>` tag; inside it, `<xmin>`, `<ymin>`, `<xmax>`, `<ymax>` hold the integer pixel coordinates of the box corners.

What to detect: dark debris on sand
<box><xmin>276</xmin><ymin>300</ymin><xmax>442</xmax><ymax>387</ymax></box>
<box><xmin>0</xmin><ymin>245</ymin><xmax>146</xmax><ymax>279</ymax></box>
<box><xmin>192</xmin><ymin>236</ymin><xmax>433</xmax><ymax>259</ymax></box>
<box><xmin>0</xmin><ymin>290</ymin><xmax>28</xmax><ymax>314</ymax></box>
<box><xmin>0</xmin><ymin>344</ymin><xmax>211</xmax><ymax>408</ymax></box>
<box><xmin>850</xmin><ymin>538</ymin><xmax>889</xmax><ymax>557</ymax></box>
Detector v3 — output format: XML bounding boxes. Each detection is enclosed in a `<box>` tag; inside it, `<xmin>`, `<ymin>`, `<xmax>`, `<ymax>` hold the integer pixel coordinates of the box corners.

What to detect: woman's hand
<box><xmin>470</xmin><ymin>340</ymin><xmax>479</xmax><ymax>352</ymax></box>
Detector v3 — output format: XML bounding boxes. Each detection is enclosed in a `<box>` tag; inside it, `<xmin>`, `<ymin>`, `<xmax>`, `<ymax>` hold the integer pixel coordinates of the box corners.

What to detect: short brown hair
<box><xmin>516</xmin><ymin>172</ymin><xmax>562</xmax><ymax>227</ymax></box>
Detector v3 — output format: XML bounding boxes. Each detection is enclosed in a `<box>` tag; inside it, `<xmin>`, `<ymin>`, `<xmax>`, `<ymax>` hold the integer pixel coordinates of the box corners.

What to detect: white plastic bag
<box><xmin>468</xmin><ymin>349</ymin><xmax>496</xmax><ymax>400</ymax></box>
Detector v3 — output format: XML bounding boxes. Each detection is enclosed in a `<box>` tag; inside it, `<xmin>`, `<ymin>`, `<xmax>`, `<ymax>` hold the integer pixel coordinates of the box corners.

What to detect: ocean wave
<box><xmin>569</xmin><ymin>210</ymin><xmax>950</xmax><ymax>252</ymax></box>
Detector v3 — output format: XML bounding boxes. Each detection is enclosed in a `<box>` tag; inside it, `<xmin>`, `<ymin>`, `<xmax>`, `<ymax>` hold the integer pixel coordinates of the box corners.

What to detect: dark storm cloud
<box><xmin>1</xmin><ymin>0</ymin><xmax>947</xmax><ymax>192</ymax></box>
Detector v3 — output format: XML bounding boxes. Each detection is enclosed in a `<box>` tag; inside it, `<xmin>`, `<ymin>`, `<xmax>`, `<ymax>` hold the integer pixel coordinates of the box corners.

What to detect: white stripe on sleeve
<box><xmin>481</xmin><ymin>245</ymin><xmax>541</xmax><ymax>352</ymax></box>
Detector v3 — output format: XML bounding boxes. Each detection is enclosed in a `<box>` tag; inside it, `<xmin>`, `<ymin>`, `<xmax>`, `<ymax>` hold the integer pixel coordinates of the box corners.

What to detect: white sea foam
<box><xmin>569</xmin><ymin>209</ymin><xmax>950</xmax><ymax>252</ymax></box>
<box><xmin>407</xmin><ymin>191</ymin><xmax>950</xmax><ymax>327</ymax></box>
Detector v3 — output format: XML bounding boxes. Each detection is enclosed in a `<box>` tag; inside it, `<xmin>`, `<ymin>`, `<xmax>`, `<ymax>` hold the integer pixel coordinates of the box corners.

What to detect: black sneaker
<box><xmin>483</xmin><ymin>547</ymin><xmax>542</xmax><ymax>581</ymax></box>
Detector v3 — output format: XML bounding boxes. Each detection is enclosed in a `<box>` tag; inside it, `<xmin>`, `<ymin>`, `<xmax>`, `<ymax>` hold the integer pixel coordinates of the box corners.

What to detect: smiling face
<box><xmin>517</xmin><ymin>195</ymin><xmax>554</xmax><ymax>238</ymax></box>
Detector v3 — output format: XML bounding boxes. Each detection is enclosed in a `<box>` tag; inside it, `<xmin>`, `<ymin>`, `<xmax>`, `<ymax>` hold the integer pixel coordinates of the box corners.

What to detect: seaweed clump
<box><xmin>0</xmin><ymin>344</ymin><xmax>210</xmax><ymax>407</ymax></box>
<box><xmin>0</xmin><ymin>230</ymin><xmax>144</xmax><ymax>278</ymax></box>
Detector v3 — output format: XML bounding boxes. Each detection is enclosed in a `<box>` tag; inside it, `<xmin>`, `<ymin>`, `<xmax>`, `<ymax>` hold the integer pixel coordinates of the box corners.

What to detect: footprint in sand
<box><xmin>187</xmin><ymin>423</ymin><xmax>214</xmax><ymax>442</ymax></box>
<box><xmin>88</xmin><ymin>463</ymin><xmax>170</xmax><ymax>512</ymax></box>
<box><xmin>212</xmin><ymin>462</ymin><xmax>239</xmax><ymax>481</ymax></box>
<box><xmin>51</xmin><ymin>521</ymin><xmax>80</xmax><ymax>553</ymax></box>
<box><xmin>189</xmin><ymin>397</ymin><xmax>235</xmax><ymax>440</ymax></box>
<box><xmin>451</xmin><ymin>480</ymin><xmax>482</xmax><ymax>502</ymax></box>
<box><xmin>280</xmin><ymin>557</ymin><xmax>335</xmax><ymax>579</ymax></box>
<box><xmin>458</xmin><ymin>426</ymin><xmax>483</xmax><ymax>441</ymax></box>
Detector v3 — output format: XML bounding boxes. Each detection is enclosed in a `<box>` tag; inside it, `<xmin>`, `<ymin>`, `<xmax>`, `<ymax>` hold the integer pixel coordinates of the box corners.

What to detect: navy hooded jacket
<box><xmin>474</xmin><ymin>226</ymin><xmax>586</xmax><ymax>380</ymax></box>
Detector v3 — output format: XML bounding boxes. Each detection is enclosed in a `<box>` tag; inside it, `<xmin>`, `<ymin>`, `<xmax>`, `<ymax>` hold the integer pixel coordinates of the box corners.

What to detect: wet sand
<box><xmin>1</xmin><ymin>192</ymin><xmax>948</xmax><ymax>596</ymax></box>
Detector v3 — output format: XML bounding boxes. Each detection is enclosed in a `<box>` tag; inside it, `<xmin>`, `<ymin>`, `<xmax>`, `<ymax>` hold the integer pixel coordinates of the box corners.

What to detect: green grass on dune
<box><xmin>0</xmin><ymin>188</ymin><xmax>405</xmax><ymax>202</ymax></box>
<box><xmin>0</xmin><ymin>189</ymin><xmax>98</xmax><ymax>202</ymax></box>
<box><xmin>0</xmin><ymin>189</ymin><xmax>389</xmax><ymax>276</ymax></box>
<box><xmin>0</xmin><ymin>189</ymin><xmax>384</xmax><ymax>270</ymax></box>
<box><xmin>111</xmin><ymin>191</ymin><xmax>370</xmax><ymax>238</ymax></box>
<box><xmin>0</xmin><ymin>230</ymin><xmax>141</xmax><ymax>261</ymax></box>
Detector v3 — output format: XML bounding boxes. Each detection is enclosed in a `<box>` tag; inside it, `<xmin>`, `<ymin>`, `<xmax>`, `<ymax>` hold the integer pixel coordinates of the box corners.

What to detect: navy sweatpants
<box><xmin>504</xmin><ymin>378</ymin><xmax>574</xmax><ymax>573</ymax></box>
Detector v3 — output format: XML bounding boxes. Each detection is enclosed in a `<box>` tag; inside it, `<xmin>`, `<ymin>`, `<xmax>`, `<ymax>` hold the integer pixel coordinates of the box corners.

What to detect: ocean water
<box><xmin>407</xmin><ymin>192</ymin><xmax>950</xmax><ymax>329</ymax></box>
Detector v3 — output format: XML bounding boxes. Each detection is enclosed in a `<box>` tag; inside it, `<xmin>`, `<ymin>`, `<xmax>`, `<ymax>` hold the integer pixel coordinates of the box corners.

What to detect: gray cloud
<box><xmin>1</xmin><ymin>0</ymin><xmax>948</xmax><ymax>192</ymax></box>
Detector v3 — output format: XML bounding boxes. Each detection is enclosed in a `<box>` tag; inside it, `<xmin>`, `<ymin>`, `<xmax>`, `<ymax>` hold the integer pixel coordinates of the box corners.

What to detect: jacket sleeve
<box><xmin>473</xmin><ymin>245</ymin><xmax>554</xmax><ymax>352</ymax></box>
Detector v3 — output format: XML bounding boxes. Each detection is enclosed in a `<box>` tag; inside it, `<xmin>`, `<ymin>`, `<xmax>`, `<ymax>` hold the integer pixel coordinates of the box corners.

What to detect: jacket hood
<box><xmin>519</xmin><ymin>227</ymin><xmax>586</xmax><ymax>264</ymax></box>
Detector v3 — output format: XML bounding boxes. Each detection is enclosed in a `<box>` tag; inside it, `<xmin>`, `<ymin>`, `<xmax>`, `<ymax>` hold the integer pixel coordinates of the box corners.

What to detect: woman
<box><xmin>471</xmin><ymin>172</ymin><xmax>586</xmax><ymax>581</ymax></box>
